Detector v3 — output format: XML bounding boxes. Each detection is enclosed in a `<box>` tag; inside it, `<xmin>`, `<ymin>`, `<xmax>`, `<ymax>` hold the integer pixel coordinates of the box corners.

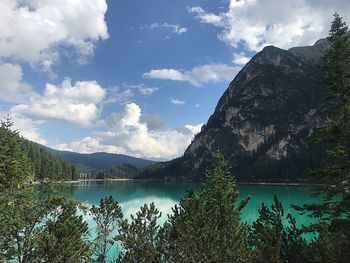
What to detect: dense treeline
<box><xmin>234</xmin><ymin>142</ymin><xmax>325</xmax><ymax>182</ymax></box>
<box><xmin>0</xmin><ymin>117</ymin><xmax>78</xmax><ymax>181</ymax></box>
<box><xmin>138</xmin><ymin>157</ymin><xmax>186</xmax><ymax>180</ymax></box>
<box><xmin>95</xmin><ymin>164</ymin><xmax>138</xmax><ymax>179</ymax></box>
<box><xmin>139</xmin><ymin>144</ymin><xmax>325</xmax><ymax>182</ymax></box>
<box><xmin>24</xmin><ymin>141</ymin><xmax>78</xmax><ymax>180</ymax></box>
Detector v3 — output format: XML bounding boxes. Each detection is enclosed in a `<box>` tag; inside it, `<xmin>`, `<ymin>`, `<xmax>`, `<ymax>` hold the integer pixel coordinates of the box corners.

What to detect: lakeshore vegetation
<box><xmin>0</xmin><ymin>13</ymin><xmax>350</xmax><ymax>263</ymax></box>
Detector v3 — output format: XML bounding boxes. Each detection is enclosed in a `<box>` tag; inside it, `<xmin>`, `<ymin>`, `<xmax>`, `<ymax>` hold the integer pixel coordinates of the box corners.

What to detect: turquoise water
<box><xmin>71</xmin><ymin>180</ymin><xmax>319</xmax><ymax>226</ymax></box>
<box><xmin>68</xmin><ymin>180</ymin><xmax>319</xmax><ymax>259</ymax></box>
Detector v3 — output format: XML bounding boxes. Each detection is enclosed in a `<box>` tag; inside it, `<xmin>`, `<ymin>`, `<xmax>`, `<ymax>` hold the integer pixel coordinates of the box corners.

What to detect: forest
<box><xmin>25</xmin><ymin>140</ymin><xmax>78</xmax><ymax>181</ymax></box>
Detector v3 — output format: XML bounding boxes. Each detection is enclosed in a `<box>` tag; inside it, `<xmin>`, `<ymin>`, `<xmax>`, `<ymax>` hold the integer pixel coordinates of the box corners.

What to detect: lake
<box><xmin>67</xmin><ymin>180</ymin><xmax>319</xmax><ymax>260</ymax></box>
<box><xmin>70</xmin><ymin>180</ymin><xmax>319</xmax><ymax>226</ymax></box>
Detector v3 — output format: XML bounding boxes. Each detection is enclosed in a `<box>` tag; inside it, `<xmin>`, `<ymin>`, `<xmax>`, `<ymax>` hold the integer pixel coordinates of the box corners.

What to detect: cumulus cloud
<box><xmin>12</xmin><ymin>115</ymin><xmax>47</xmax><ymax>145</ymax></box>
<box><xmin>176</xmin><ymin>123</ymin><xmax>203</xmax><ymax>135</ymax></box>
<box><xmin>55</xmin><ymin>136</ymin><xmax>125</xmax><ymax>154</ymax></box>
<box><xmin>0</xmin><ymin>110</ymin><xmax>47</xmax><ymax>145</ymax></box>
<box><xmin>55</xmin><ymin>103</ymin><xmax>202</xmax><ymax>159</ymax></box>
<box><xmin>184</xmin><ymin>124</ymin><xmax>203</xmax><ymax>135</ymax></box>
<box><xmin>146</xmin><ymin>23</ymin><xmax>188</xmax><ymax>35</ymax></box>
<box><xmin>189</xmin><ymin>0</ymin><xmax>350</xmax><ymax>51</ymax></box>
<box><xmin>188</xmin><ymin>6</ymin><xmax>223</xmax><ymax>26</ymax></box>
<box><xmin>140</xmin><ymin>114</ymin><xmax>165</xmax><ymax>131</ymax></box>
<box><xmin>143</xmin><ymin>64</ymin><xmax>240</xmax><ymax>86</ymax></box>
<box><xmin>14</xmin><ymin>78</ymin><xmax>106</xmax><ymax>126</ymax></box>
<box><xmin>170</xmin><ymin>98</ymin><xmax>186</xmax><ymax>105</ymax></box>
<box><xmin>0</xmin><ymin>63</ymin><xmax>36</xmax><ymax>103</ymax></box>
<box><xmin>233</xmin><ymin>52</ymin><xmax>251</xmax><ymax>65</ymax></box>
<box><xmin>0</xmin><ymin>0</ymin><xmax>108</xmax><ymax>69</ymax></box>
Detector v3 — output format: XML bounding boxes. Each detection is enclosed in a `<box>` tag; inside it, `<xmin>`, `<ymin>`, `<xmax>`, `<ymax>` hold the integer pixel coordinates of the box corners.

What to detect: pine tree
<box><xmin>0</xmin><ymin>115</ymin><xmax>32</xmax><ymax>189</ymax></box>
<box><xmin>165</xmin><ymin>152</ymin><xmax>252</xmax><ymax>263</ymax></box>
<box><xmin>289</xmin><ymin>13</ymin><xmax>350</xmax><ymax>263</ymax></box>
<box><xmin>116</xmin><ymin>203</ymin><xmax>165</xmax><ymax>263</ymax></box>
<box><xmin>90</xmin><ymin>196</ymin><xmax>123</xmax><ymax>263</ymax></box>
<box><xmin>34</xmin><ymin>202</ymin><xmax>91</xmax><ymax>263</ymax></box>
<box><xmin>297</xmin><ymin>13</ymin><xmax>350</xmax><ymax>231</ymax></box>
<box><xmin>250</xmin><ymin>195</ymin><xmax>307</xmax><ymax>263</ymax></box>
<box><xmin>0</xmin><ymin>116</ymin><xmax>35</xmax><ymax>262</ymax></box>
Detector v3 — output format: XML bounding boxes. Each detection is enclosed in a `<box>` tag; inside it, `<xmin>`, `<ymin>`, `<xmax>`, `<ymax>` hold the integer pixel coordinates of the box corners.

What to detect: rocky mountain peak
<box><xmin>142</xmin><ymin>39</ymin><xmax>328</xmax><ymax>182</ymax></box>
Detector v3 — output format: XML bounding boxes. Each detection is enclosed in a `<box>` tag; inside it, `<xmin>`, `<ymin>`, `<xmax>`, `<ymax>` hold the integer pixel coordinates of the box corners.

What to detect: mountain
<box><xmin>49</xmin><ymin>150</ymin><xmax>155</xmax><ymax>172</ymax></box>
<box><xmin>140</xmin><ymin>39</ymin><xmax>329</xmax><ymax>182</ymax></box>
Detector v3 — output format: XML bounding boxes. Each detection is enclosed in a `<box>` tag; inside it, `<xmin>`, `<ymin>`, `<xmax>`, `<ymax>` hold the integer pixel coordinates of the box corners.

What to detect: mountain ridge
<box><xmin>48</xmin><ymin>149</ymin><xmax>155</xmax><ymax>172</ymax></box>
<box><xmin>140</xmin><ymin>39</ymin><xmax>328</xmax><ymax>181</ymax></box>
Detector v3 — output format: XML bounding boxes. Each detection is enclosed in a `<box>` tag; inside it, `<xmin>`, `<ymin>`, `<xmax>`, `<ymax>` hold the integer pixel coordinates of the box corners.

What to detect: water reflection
<box><xmin>70</xmin><ymin>180</ymin><xmax>319</xmax><ymax>227</ymax></box>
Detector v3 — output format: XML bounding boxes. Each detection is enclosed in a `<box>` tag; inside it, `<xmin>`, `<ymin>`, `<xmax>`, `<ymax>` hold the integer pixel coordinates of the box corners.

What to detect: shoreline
<box><xmin>236</xmin><ymin>181</ymin><xmax>326</xmax><ymax>187</ymax></box>
<box><xmin>33</xmin><ymin>178</ymin><xmax>133</xmax><ymax>185</ymax></box>
<box><xmin>33</xmin><ymin>178</ymin><xmax>326</xmax><ymax>187</ymax></box>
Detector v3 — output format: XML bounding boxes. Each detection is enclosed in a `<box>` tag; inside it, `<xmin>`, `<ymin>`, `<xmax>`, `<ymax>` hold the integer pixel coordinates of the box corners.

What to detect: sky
<box><xmin>0</xmin><ymin>0</ymin><xmax>349</xmax><ymax>160</ymax></box>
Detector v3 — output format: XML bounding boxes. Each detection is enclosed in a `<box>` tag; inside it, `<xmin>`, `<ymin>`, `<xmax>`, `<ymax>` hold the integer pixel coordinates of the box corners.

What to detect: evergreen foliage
<box><xmin>24</xmin><ymin>141</ymin><xmax>78</xmax><ymax>180</ymax></box>
<box><xmin>34</xmin><ymin>202</ymin><xmax>91</xmax><ymax>263</ymax></box>
<box><xmin>250</xmin><ymin>195</ymin><xmax>307</xmax><ymax>263</ymax></box>
<box><xmin>0</xmin><ymin>117</ymin><xmax>89</xmax><ymax>262</ymax></box>
<box><xmin>90</xmin><ymin>196</ymin><xmax>123</xmax><ymax>263</ymax></box>
<box><xmin>0</xmin><ymin>115</ymin><xmax>78</xmax><ymax>182</ymax></box>
<box><xmin>295</xmin><ymin>13</ymin><xmax>350</xmax><ymax>232</ymax></box>
<box><xmin>164</xmin><ymin>152</ymin><xmax>252</xmax><ymax>263</ymax></box>
<box><xmin>116</xmin><ymin>203</ymin><xmax>165</xmax><ymax>263</ymax></box>
<box><xmin>95</xmin><ymin>164</ymin><xmax>138</xmax><ymax>179</ymax></box>
<box><xmin>0</xmin><ymin>115</ymin><xmax>32</xmax><ymax>189</ymax></box>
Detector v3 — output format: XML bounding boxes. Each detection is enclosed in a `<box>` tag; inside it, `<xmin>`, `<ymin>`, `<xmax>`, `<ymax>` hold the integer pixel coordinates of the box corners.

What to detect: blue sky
<box><xmin>0</xmin><ymin>0</ymin><xmax>349</xmax><ymax>160</ymax></box>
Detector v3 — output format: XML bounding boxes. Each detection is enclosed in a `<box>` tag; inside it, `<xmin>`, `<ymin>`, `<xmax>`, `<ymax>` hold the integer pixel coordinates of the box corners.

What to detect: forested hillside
<box><xmin>50</xmin><ymin>150</ymin><xmax>155</xmax><ymax>172</ymax></box>
<box><xmin>95</xmin><ymin>164</ymin><xmax>138</xmax><ymax>179</ymax></box>
<box><xmin>24</xmin><ymin>141</ymin><xmax>78</xmax><ymax>180</ymax></box>
<box><xmin>0</xmin><ymin>117</ymin><xmax>78</xmax><ymax>181</ymax></box>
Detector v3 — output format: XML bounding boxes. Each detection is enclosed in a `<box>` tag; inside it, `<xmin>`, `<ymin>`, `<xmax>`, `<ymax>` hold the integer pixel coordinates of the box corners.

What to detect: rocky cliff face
<box><xmin>141</xmin><ymin>40</ymin><xmax>328</xmax><ymax>181</ymax></box>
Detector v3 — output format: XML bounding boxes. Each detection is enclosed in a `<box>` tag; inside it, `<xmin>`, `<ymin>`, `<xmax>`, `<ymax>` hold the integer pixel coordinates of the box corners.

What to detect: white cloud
<box><xmin>184</xmin><ymin>124</ymin><xmax>203</xmax><ymax>135</ymax></box>
<box><xmin>0</xmin><ymin>0</ymin><xmax>108</xmax><ymax>69</ymax></box>
<box><xmin>55</xmin><ymin>136</ymin><xmax>125</xmax><ymax>154</ymax></box>
<box><xmin>12</xmin><ymin>115</ymin><xmax>47</xmax><ymax>145</ymax></box>
<box><xmin>0</xmin><ymin>110</ymin><xmax>47</xmax><ymax>145</ymax></box>
<box><xmin>144</xmin><ymin>69</ymin><xmax>185</xmax><ymax>82</ymax></box>
<box><xmin>123</xmin><ymin>83</ymin><xmax>159</xmax><ymax>95</ymax></box>
<box><xmin>138</xmin><ymin>86</ymin><xmax>159</xmax><ymax>95</ymax></box>
<box><xmin>140</xmin><ymin>114</ymin><xmax>165</xmax><ymax>131</ymax></box>
<box><xmin>144</xmin><ymin>64</ymin><xmax>240</xmax><ymax>86</ymax></box>
<box><xmin>103</xmin><ymin>87</ymin><xmax>134</xmax><ymax>105</ymax></box>
<box><xmin>233</xmin><ymin>52</ymin><xmax>251</xmax><ymax>65</ymax></box>
<box><xmin>188</xmin><ymin>6</ymin><xmax>223</xmax><ymax>26</ymax></box>
<box><xmin>147</xmin><ymin>23</ymin><xmax>188</xmax><ymax>35</ymax></box>
<box><xmin>189</xmin><ymin>0</ymin><xmax>350</xmax><ymax>51</ymax></box>
<box><xmin>170</xmin><ymin>98</ymin><xmax>186</xmax><ymax>105</ymax></box>
<box><xmin>14</xmin><ymin>78</ymin><xmax>106</xmax><ymax>126</ymax></box>
<box><xmin>0</xmin><ymin>63</ymin><xmax>36</xmax><ymax>103</ymax></box>
<box><xmin>55</xmin><ymin>103</ymin><xmax>202</xmax><ymax>159</ymax></box>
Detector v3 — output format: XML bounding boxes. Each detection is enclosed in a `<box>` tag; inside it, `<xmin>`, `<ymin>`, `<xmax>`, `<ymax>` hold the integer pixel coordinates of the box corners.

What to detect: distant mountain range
<box><xmin>140</xmin><ymin>38</ymin><xmax>330</xmax><ymax>182</ymax></box>
<box><xmin>49</xmin><ymin>149</ymin><xmax>155</xmax><ymax>172</ymax></box>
